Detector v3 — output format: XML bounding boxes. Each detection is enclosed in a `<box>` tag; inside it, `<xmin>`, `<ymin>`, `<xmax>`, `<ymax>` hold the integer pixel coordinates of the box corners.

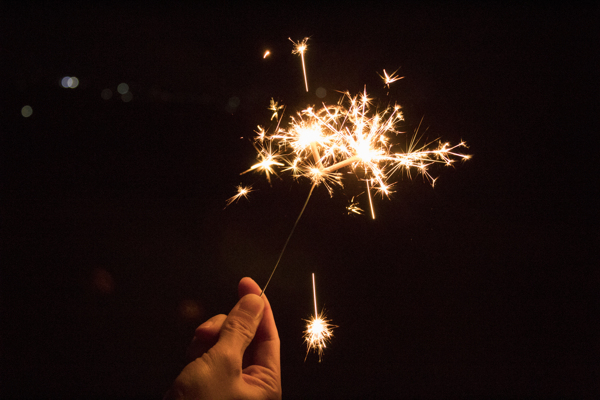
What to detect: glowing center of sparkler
<box><xmin>309</xmin><ymin>318</ymin><xmax>327</xmax><ymax>337</ymax></box>
<box><xmin>295</xmin><ymin>125</ymin><xmax>324</xmax><ymax>149</ymax></box>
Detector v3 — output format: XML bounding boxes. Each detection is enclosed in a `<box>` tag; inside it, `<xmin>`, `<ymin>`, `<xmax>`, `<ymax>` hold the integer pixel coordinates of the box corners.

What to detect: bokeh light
<box><xmin>178</xmin><ymin>299</ymin><xmax>203</xmax><ymax>322</ymax></box>
<box><xmin>91</xmin><ymin>268</ymin><xmax>115</xmax><ymax>295</ymax></box>
<box><xmin>226</xmin><ymin>96</ymin><xmax>240</xmax><ymax>113</ymax></box>
<box><xmin>101</xmin><ymin>88</ymin><xmax>113</xmax><ymax>100</ymax></box>
<box><xmin>121</xmin><ymin>91</ymin><xmax>133</xmax><ymax>102</ymax></box>
<box><xmin>316</xmin><ymin>87</ymin><xmax>327</xmax><ymax>98</ymax></box>
<box><xmin>21</xmin><ymin>105</ymin><xmax>33</xmax><ymax>117</ymax></box>
<box><xmin>117</xmin><ymin>82</ymin><xmax>129</xmax><ymax>94</ymax></box>
<box><xmin>60</xmin><ymin>76</ymin><xmax>79</xmax><ymax>88</ymax></box>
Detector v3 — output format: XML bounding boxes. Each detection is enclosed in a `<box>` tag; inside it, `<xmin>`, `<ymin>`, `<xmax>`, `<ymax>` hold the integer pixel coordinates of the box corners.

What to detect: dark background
<box><xmin>1</xmin><ymin>3</ymin><xmax>598</xmax><ymax>399</ymax></box>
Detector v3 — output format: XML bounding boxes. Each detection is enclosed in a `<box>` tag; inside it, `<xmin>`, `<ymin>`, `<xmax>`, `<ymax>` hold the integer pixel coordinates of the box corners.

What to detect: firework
<box><xmin>304</xmin><ymin>273</ymin><xmax>335</xmax><ymax>362</ymax></box>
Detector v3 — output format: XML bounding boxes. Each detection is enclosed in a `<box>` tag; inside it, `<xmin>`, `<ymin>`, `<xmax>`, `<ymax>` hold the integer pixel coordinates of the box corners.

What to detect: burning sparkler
<box><xmin>243</xmin><ymin>87</ymin><xmax>470</xmax><ymax>219</ymax></box>
<box><xmin>304</xmin><ymin>273</ymin><xmax>335</xmax><ymax>362</ymax></box>
<box><xmin>226</xmin><ymin>38</ymin><xmax>470</xmax><ymax>362</ymax></box>
<box><xmin>290</xmin><ymin>37</ymin><xmax>310</xmax><ymax>92</ymax></box>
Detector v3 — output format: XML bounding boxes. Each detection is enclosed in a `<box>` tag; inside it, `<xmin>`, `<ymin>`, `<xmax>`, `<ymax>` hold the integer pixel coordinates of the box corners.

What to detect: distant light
<box><xmin>91</xmin><ymin>268</ymin><xmax>115</xmax><ymax>295</ymax></box>
<box><xmin>68</xmin><ymin>77</ymin><xmax>79</xmax><ymax>88</ymax></box>
<box><xmin>226</xmin><ymin>96</ymin><xmax>240</xmax><ymax>113</ymax></box>
<box><xmin>21</xmin><ymin>105</ymin><xmax>33</xmax><ymax>117</ymax></box>
<box><xmin>263</xmin><ymin>50</ymin><xmax>271</xmax><ymax>58</ymax></box>
<box><xmin>228</xmin><ymin>96</ymin><xmax>240</xmax><ymax>108</ymax></box>
<box><xmin>61</xmin><ymin>76</ymin><xmax>79</xmax><ymax>88</ymax></box>
<box><xmin>178</xmin><ymin>299</ymin><xmax>203</xmax><ymax>321</ymax></box>
<box><xmin>117</xmin><ymin>83</ymin><xmax>129</xmax><ymax>94</ymax></box>
<box><xmin>101</xmin><ymin>88</ymin><xmax>113</xmax><ymax>100</ymax></box>
<box><xmin>121</xmin><ymin>91</ymin><xmax>133</xmax><ymax>102</ymax></box>
<box><xmin>316</xmin><ymin>87</ymin><xmax>327</xmax><ymax>98</ymax></box>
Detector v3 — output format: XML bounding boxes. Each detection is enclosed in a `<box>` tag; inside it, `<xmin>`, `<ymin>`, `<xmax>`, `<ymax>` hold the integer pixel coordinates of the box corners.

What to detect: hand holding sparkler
<box><xmin>165</xmin><ymin>277</ymin><xmax>281</xmax><ymax>400</ymax></box>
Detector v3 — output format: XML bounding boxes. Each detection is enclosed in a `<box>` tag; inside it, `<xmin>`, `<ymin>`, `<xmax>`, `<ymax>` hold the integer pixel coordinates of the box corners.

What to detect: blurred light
<box><xmin>121</xmin><ymin>91</ymin><xmax>133</xmax><ymax>102</ymax></box>
<box><xmin>226</xmin><ymin>96</ymin><xmax>240</xmax><ymax>114</ymax></box>
<box><xmin>178</xmin><ymin>299</ymin><xmax>203</xmax><ymax>321</ymax></box>
<box><xmin>117</xmin><ymin>83</ymin><xmax>129</xmax><ymax>94</ymax></box>
<box><xmin>21</xmin><ymin>105</ymin><xmax>33</xmax><ymax>117</ymax></box>
<box><xmin>228</xmin><ymin>96</ymin><xmax>240</xmax><ymax>108</ymax></box>
<box><xmin>61</xmin><ymin>76</ymin><xmax>79</xmax><ymax>88</ymax></box>
<box><xmin>263</xmin><ymin>50</ymin><xmax>271</xmax><ymax>58</ymax></box>
<box><xmin>316</xmin><ymin>87</ymin><xmax>327</xmax><ymax>98</ymax></box>
<box><xmin>101</xmin><ymin>88</ymin><xmax>113</xmax><ymax>100</ymax></box>
<box><xmin>92</xmin><ymin>268</ymin><xmax>115</xmax><ymax>295</ymax></box>
<box><xmin>69</xmin><ymin>77</ymin><xmax>79</xmax><ymax>88</ymax></box>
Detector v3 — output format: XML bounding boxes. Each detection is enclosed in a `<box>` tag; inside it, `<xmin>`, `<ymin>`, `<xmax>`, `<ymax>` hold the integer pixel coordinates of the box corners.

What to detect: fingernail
<box><xmin>239</xmin><ymin>294</ymin><xmax>263</xmax><ymax>319</ymax></box>
<box><xmin>200</xmin><ymin>319</ymin><xmax>213</xmax><ymax>329</ymax></box>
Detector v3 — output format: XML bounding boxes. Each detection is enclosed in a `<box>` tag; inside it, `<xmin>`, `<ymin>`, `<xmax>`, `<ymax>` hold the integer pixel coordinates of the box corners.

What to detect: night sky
<box><xmin>2</xmin><ymin>3</ymin><xmax>598</xmax><ymax>399</ymax></box>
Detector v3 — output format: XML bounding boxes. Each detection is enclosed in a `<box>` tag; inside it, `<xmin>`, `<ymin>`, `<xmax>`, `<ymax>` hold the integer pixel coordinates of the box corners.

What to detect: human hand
<box><xmin>165</xmin><ymin>277</ymin><xmax>281</xmax><ymax>400</ymax></box>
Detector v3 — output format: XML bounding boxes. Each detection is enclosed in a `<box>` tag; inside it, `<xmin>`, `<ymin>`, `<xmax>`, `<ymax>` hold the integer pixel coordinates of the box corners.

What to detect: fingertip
<box><xmin>238</xmin><ymin>277</ymin><xmax>262</xmax><ymax>298</ymax></box>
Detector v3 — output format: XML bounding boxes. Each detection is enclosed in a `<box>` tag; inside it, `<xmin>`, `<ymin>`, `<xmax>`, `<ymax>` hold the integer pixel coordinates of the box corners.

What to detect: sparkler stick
<box><xmin>304</xmin><ymin>273</ymin><xmax>335</xmax><ymax>362</ymax></box>
<box><xmin>260</xmin><ymin>182</ymin><xmax>317</xmax><ymax>296</ymax></box>
<box><xmin>290</xmin><ymin>37</ymin><xmax>309</xmax><ymax>92</ymax></box>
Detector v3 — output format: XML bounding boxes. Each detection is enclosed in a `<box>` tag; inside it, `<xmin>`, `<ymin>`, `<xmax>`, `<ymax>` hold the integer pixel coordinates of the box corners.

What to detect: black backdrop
<box><xmin>2</xmin><ymin>3</ymin><xmax>597</xmax><ymax>399</ymax></box>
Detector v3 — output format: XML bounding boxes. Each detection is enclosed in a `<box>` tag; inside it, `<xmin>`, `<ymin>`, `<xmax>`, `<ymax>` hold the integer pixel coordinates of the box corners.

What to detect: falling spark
<box><xmin>304</xmin><ymin>273</ymin><xmax>335</xmax><ymax>362</ymax></box>
<box><xmin>378</xmin><ymin>68</ymin><xmax>404</xmax><ymax>88</ymax></box>
<box><xmin>224</xmin><ymin>184</ymin><xmax>253</xmax><ymax>208</ymax></box>
<box><xmin>290</xmin><ymin>37</ymin><xmax>310</xmax><ymax>92</ymax></box>
<box><xmin>268</xmin><ymin>98</ymin><xmax>284</xmax><ymax>121</ymax></box>
<box><xmin>347</xmin><ymin>196</ymin><xmax>364</xmax><ymax>215</ymax></box>
<box><xmin>263</xmin><ymin>50</ymin><xmax>271</xmax><ymax>59</ymax></box>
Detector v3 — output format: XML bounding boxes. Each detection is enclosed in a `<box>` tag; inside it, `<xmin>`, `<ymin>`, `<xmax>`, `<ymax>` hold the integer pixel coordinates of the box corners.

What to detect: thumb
<box><xmin>216</xmin><ymin>294</ymin><xmax>265</xmax><ymax>360</ymax></box>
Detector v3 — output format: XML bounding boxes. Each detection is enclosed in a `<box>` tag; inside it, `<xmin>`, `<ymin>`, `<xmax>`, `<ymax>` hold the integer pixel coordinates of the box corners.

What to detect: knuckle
<box><xmin>222</xmin><ymin>315</ymin><xmax>256</xmax><ymax>343</ymax></box>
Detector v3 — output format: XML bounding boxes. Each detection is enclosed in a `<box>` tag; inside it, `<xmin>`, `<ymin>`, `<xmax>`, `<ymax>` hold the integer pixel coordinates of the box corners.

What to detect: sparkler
<box><xmin>304</xmin><ymin>273</ymin><xmax>335</xmax><ymax>362</ymax></box>
<box><xmin>243</xmin><ymin>87</ymin><xmax>470</xmax><ymax>220</ymax></box>
<box><xmin>226</xmin><ymin>37</ymin><xmax>470</xmax><ymax>361</ymax></box>
<box><xmin>289</xmin><ymin>37</ymin><xmax>310</xmax><ymax>92</ymax></box>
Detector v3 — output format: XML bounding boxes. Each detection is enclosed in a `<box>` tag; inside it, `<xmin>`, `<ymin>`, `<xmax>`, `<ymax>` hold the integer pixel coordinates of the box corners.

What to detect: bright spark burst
<box><xmin>224</xmin><ymin>184</ymin><xmax>253</xmax><ymax>208</ymax></box>
<box><xmin>304</xmin><ymin>273</ymin><xmax>335</xmax><ymax>362</ymax></box>
<box><xmin>378</xmin><ymin>68</ymin><xmax>404</xmax><ymax>88</ymax></box>
<box><xmin>243</xmin><ymin>87</ymin><xmax>470</xmax><ymax>218</ymax></box>
<box><xmin>304</xmin><ymin>313</ymin><xmax>335</xmax><ymax>362</ymax></box>
<box><xmin>289</xmin><ymin>37</ymin><xmax>310</xmax><ymax>92</ymax></box>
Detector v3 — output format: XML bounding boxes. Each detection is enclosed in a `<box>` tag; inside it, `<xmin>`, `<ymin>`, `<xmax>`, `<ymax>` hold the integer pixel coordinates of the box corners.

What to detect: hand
<box><xmin>165</xmin><ymin>277</ymin><xmax>281</xmax><ymax>400</ymax></box>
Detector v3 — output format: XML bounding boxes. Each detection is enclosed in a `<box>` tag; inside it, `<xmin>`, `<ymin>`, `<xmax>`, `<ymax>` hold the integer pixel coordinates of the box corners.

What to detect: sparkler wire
<box><xmin>260</xmin><ymin>181</ymin><xmax>317</xmax><ymax>296</ymax></box>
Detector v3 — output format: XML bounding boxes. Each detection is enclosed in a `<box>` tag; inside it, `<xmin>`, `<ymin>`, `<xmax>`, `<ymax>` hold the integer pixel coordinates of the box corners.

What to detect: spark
<box><xmin>268</xmin><ymin>98</ymin><xmax>284</xmax><ymax>121</ymax></box>
<box><xmin>290</xmin><ymin>37</ymin><xmax>310</xmax><ymax>92</ymax></box>
<box><xmin>378</xmin><ymin>68</ymin><xmax>404</xmax><ymax>88</ymax></box>
<box><xmin>241</xmin><ymin>88</ymin><xmax>470</xmax><ymax>219</ymax></box>
<box><xmin>224</xmin><ymin>184</ymin><xmax>253</xmax><ymax>208</ymax></box>
<box><xmin>304</xmin><ymin>273</ymin><xmax>335</xmax><ymax>362</ymax></box>
<box><xmin>263</xmin><ymin>50</ymin><xmax>271</xmax><ymax>59</ymax></box>
<box><xmin>241</xmin><ymin>141</ymin><xmax>284</xmax><ymax>186</ymax></box>
<box><xmin>347</xmin><ymin>196</ymin><xmax>364</xmax><ymax>215</ymax></box>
